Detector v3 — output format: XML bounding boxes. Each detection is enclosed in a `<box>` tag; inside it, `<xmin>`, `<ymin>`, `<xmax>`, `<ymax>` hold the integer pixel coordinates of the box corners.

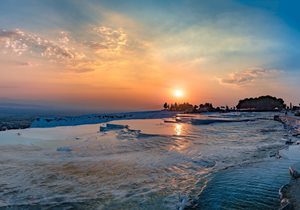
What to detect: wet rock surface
<box><xmin>276</xmin><ymin>115</ymin><xmax>300</xmax><ymax>210</ymax></box>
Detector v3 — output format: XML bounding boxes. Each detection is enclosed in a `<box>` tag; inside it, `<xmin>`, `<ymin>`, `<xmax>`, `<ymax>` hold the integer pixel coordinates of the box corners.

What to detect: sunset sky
<box><xmin>1</xmin><ymin>0</ymin><xmax>300</xmax><ymax>112</ymax></box>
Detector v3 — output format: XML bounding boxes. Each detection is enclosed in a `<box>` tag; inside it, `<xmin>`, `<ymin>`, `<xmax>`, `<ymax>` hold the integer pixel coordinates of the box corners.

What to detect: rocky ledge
<box><xmin>275</xmin><ymin>115</ymin><xmax>300</xmax><ymax>210</ymax></box>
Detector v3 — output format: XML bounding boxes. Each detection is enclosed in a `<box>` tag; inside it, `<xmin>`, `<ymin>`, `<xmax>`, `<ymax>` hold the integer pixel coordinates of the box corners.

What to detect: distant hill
<box><xmin>236</xmin><ymin>95</ymin><xmax>286</xmax><ymax>111</ymax></box>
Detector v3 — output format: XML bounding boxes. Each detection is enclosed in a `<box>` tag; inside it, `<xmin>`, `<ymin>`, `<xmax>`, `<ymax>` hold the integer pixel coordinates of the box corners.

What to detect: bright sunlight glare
<box><xmin>174</xmin><ymin>89</ymin><xmax>184</xmax><ymax>98</ymax></box>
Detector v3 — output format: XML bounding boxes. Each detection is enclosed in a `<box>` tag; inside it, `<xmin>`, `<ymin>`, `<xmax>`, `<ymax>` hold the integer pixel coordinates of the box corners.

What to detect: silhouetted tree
<box><xmin>193</xmin><ymin>105</ymin><xmax>198</xmax><ymax>112</ymax></box>
<box><xmin>163</xmin><ymin>102</ymin><xmax>169</xmax><ymax>110</ymax></box>
<box><xmin>225</xmin><ymin>106</ymin><xmax>229</xmax><ymax>111</ymax></box>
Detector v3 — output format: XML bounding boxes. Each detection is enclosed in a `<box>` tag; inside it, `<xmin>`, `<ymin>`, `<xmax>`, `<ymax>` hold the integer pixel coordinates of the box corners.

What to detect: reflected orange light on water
<box><xmin>168</xmin><ymin>123</ymin><xmax>191</xmax><ymax>152</ymax></box>
<box><xmin>175</xmin><ymin>123</ymin><xmax>182</xmax><ymax>136</ymax></box>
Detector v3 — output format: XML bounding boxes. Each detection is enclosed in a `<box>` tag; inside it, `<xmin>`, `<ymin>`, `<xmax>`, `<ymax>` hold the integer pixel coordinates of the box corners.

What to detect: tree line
<box><xmin>163</xmin><ymin>95</ymin><xmax>290</xmax><ymax>113</ymax></box>
<box><xmin>163</xmin><ymin>102</ymin><xmax>233</xmax><ymax>113</ymax></box>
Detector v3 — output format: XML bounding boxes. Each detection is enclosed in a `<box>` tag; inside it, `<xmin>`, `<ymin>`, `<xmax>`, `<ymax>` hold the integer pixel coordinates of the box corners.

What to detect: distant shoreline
<box><xmin>0</xmin><ymin>109</ymin><xmax>288</xmax><ymax>132</ymax></box>
<box><xmin>0</xmin><ymin>110</ymin><xmax>179</xmax><ymax>131</ymax></box>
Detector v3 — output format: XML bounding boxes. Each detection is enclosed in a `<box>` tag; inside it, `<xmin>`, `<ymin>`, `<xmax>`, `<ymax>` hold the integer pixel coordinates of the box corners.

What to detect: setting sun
<box><xmin>1</xmin><ymin>1</ymin><xmax>300</xmax><ymax>209</ymax></box>
<box><xmin>174</xmin><ymin>89</ymin><xmax>184</xmax><ymax>98</ymax></box>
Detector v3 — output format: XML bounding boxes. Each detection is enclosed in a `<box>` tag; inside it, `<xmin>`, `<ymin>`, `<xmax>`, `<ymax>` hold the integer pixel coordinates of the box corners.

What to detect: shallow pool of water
<box><xmin>0</xmin><ymin>112</ymin><xmax>292</xmax><ymax>209</ymax></box>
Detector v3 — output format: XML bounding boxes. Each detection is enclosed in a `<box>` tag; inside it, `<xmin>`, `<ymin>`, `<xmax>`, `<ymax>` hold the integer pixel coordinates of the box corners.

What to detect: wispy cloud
<box><xmin>0</xmin><ymin>28</ymin><xmax>93</xmax><ymax>73</ymax></box>
<box><xmin>89</xmin><ymin>26</ymin><xmax>128</xmax><ymax>53</ymax></box>
<box><xmin>0</xmin><ymin>26</ymin><xmax>148</xmax><ymax>73</ymax></box>
<box><xmin>0</xmin><ymin>29</ymin><xmax>79</xmax><ymax>60</ymax></box>
<box><xmin>219</xmin><ymin>67</ymin><xmax>280</xmax><ymax>86</ymax></box>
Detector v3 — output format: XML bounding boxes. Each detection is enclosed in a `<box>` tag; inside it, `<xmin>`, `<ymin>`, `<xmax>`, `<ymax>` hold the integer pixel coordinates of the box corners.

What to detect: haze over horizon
<box><xmin>1</xmin><ymin>0</ymin><xmax>300</xmax><ymax>112</ymax></box>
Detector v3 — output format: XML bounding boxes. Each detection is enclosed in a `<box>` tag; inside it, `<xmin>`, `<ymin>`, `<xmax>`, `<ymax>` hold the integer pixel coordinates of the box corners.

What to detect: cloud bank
<box><xmin>0</xmin><ymin>26</ymin><xmax>146</xmax><ymax>73</ymax></box>
<box><xmin>220</xmin><ymin>67</ymin><xmax>280</xmax><ymax>86</ymax></box>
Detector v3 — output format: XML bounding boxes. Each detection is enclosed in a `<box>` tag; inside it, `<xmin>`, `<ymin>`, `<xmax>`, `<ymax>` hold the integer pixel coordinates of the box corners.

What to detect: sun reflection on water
<box><xmin>169</xmin><ymin>123</ymin><xmax>191</xmax><ymax>152</ymax></box>
<box><xmin>175</xmin><ymin>123</ymin><xmax>182</xmax><ymax>136</ymax></box>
